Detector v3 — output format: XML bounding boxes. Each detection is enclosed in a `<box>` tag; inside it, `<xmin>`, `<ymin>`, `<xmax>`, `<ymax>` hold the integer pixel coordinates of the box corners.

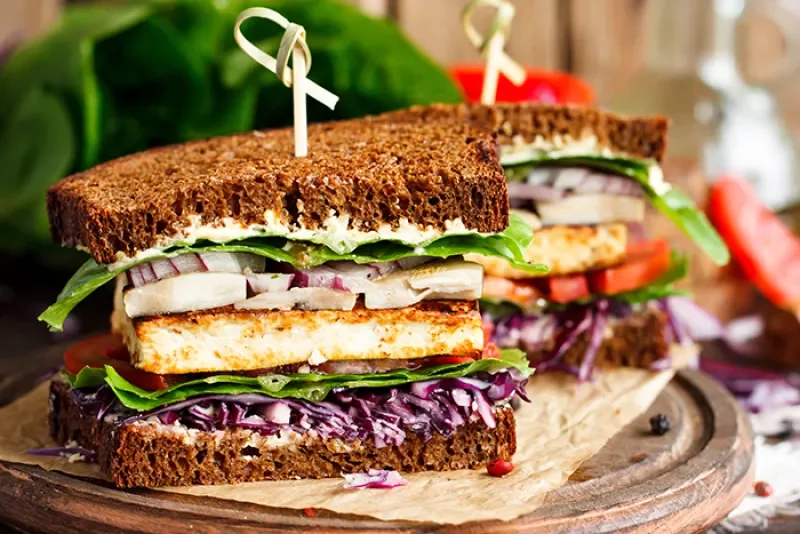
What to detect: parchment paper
<box><xmin>0</xmin><ymin>365</ymin><xmax>677</xmax><ymax>525</ymax></box>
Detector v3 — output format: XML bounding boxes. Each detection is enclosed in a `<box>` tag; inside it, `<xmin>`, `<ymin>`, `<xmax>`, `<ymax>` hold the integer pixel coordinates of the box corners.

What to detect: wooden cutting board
<box><xmin>0</xmin><ymin>347</ymin><xmax>753</xmax><ymax>534</ymax></box>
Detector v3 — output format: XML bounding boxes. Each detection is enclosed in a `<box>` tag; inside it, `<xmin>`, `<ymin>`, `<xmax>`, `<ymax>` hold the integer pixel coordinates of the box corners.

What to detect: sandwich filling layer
<box><xmin>496</xmin><ymin>142</ymin><xmax>728</xmax><ymax>267</ymax></box>
<box><xmin>477</xmin><ymin>127</ymin><xmax>714</xmax><ymax>375</ymax></box>
<box><xmin>41</xmin><ymin>112</ymin><xmax>544</xmax><ymax>488</ymax></box>
<box><xmin>40</xmin><ymin>214</ymin><xmax>543</xmax><ymax>332</ymax></box>
<box><xmin>113</xmin><ymin>300</ymin><xmax>484</xmax><ymax>375</ymax></box>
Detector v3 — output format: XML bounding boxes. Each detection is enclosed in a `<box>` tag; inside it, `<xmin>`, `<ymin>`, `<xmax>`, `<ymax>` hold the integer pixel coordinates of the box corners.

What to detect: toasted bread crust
<box><xmin>378</xmin><ymin>103</ymin><xmax>669</xmax><ymax>162</ymax></box>
<box><xmin>471</xmin><ymin>222</ymin><xmax>628</xmax><ymax>279</ymax></box>
<box><xmin>48</xmin><ymin>120</ymin><xmax>508</xmax><ymax>264</ymax></box>
<box><xmin>49</xmin><ymin>380</ymin><xmax>517</xmax><ymax>488</ymax></box>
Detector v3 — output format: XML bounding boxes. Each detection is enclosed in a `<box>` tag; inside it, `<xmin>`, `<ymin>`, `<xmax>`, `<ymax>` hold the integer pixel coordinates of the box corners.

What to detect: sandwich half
<box><xmin>40</xmin><ymin>118</ymin><xmax>541</xmax><ymax>488</ymax></box>
<box><xmin>380</xmin><ymin>103</ymin><xmax>728</xmax><ymax>378</ymax></box>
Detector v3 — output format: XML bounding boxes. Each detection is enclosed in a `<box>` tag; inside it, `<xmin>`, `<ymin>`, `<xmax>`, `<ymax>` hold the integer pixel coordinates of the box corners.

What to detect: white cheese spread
<box><xmin>108</xmin><ymin>212</ymin><xmax>482</xmax><ymax>270</ymax></box>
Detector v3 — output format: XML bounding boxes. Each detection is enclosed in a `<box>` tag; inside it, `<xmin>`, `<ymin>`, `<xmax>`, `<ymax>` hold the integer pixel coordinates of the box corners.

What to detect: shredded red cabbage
<box><xmin>343</xmin><ymin>469</ymin><xmax>408</xmax><ymax>489</ymax></box>
<box><xmin>662</xmin><ymin>297</ymin><xmax>764</xmax><ymax>356</ymax></box>
<box><xmin>489</xmin><ymin>300</ymin><xmax>629</xmax><ymax>380</ymax></box>
<box><xmin>28</xmin><ymin>446</ymin><xmax>97</xmax><ymax>462</ymax></box>
<box><xmin>578</xmin><ymin>300</ymin><xmax>608</xmax><ymax>381</ymax></box>
<box><xmin>488</xmin><ymin>298</ymin><xmax>696</xmax><ymax>379</ymax></box>
<box><xmin>73</xmin><ymin>371</ymin><xmax>527</xmax><ymax>448</ymax></box>
<box><xmin>700</xmin><ymin>358</ymin><xmax>800</xmax><ymax>414</ymax></box>
<box><xmin>70</xmin><ymin>384</ymin><xmax>116</xmax><ymax>421</ymax></box>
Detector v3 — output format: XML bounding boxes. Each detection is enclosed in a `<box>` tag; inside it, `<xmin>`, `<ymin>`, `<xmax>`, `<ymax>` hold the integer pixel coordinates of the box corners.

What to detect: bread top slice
<box><xmin>48</xmin><ymin>119</ymin><xmax>508</xmax><ymax>265</ymax></box>
<box><xmin>376</xmin><ymin>103</ymin><xmax>669</xmax><ymax>163</ymax></box>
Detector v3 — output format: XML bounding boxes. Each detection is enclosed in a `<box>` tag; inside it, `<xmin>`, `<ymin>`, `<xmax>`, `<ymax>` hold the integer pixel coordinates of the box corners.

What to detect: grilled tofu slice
<box><xmin>112</xmin><ymin>300</ymin><xmax>483</xmax><ymax>374</ymax></box>
<box><xmin>467</xmin><ymin>221</ymin><xmax>628</xmax><ymax>279</ymax></box>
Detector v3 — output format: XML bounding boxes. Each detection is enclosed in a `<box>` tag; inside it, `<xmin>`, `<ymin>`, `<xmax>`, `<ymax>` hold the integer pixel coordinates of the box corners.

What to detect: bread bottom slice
<box><xmin>499</xmin><ymin>307</ymin><xmax>670</xmax><ymax>369</ymax></box>
<box><xmin>49</xmin><ymin>380</ymin><xmax>517</xmax><ymax>488</ymax></box>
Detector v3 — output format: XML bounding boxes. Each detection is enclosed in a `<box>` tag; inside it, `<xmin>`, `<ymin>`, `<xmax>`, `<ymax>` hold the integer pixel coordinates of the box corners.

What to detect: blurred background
<box><xmin>2</xmin><ymin>0</ymin><xmax>800</xmax><ymax>367</ymax></box>
<box><xmin>1</xmin><ymin>1</ymin><xmax>800</xmax><ymax>526</ymax></box>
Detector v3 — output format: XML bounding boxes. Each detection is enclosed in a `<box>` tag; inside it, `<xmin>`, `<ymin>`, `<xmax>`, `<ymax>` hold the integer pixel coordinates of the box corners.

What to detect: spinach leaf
<box><xmin>0</xmin><ymin>88</ymin><xmax>75</xmax><ymax>218</ymax></box>
<box><xmin>1</xmin><ymin>0</ymin><xmax>463</xmax><ymax>262</ymax></box>
<box><xmin>68</xmin><ymin>349</ymin><xmax>531</xmax><ymax>411</ymax></box>
<box><xmin>503</xmin><ymin>154</ymin><xmax>730</xmax><ymax>266</ymax></box>
<box><xmin>0</xmin><ymin>4</ymin><xmax>155</xmax><ymax>168</ymax></box>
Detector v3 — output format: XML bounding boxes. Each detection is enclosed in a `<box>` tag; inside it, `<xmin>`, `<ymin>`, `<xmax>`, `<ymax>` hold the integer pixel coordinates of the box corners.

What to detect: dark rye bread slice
<box><xmin>377</xmin><ymin>103</ymin><xmax>669</xmax><ymax>163</ymax></box>
<box><xmin>527</xmin><ymin>307</ymin><xmax>671</xmax><ymax>369</ymax></box>
<box><xmin>48</xmin><ymin>119</ymin><xmax>508</xmax><ymax>265</ymax></box>
<box><xmin>49</xmin><ymin>380</ymin><xmax>516</xmax><ymax>489</ymax></box>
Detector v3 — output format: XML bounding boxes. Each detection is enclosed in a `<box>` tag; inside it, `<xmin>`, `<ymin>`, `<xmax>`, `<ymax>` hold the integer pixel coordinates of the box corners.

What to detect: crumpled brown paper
<box><xmin>0</xmin><ymin>365</ymin><xmax>677</xmax><ymax>525</ymax></box>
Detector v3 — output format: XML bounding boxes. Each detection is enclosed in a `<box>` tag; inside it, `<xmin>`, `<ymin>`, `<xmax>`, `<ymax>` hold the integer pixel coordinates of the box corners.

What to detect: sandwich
<box><xmin>379</xmin><ymin>103</ymin><xmax>729</xmax><ymax>378</ymax></box>
<box><xmin>39</xmin><ymin>118</ymin><xmax>541</xmax><ymax>488</ymax></box>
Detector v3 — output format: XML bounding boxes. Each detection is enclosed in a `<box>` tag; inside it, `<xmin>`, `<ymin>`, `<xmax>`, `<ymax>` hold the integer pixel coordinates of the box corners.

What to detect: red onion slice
<box><xmin>127</xmin><ymin>267</ymin><xmax>146</xmax><ymax>288</ymax></box>
<box><xmin>507</xmin><ymin>182</ymin><xmax>566</xmax><ymax>202</ymax></box>
<box><xmin>294</xmin><ymin>259</ymin><xmax>434</xmax><ymax>294</ymax></box>
<box><xmin>511</xmin><ymin>167</ymin><xmax>645</xmax><ymax>202</ymax></box>
<box><xmin>135</xmin><ymin>263</ymin><xmax>157</xmax><ymax>284</ymax></box>
<box><xmin>150</xmin><ymin>258</ymin><xmax>179</xmax><ymax>279</ymax></box>
<box><xmin>246</xmin><ymin>273</ymin><xmax>294</xmax><ymax>293</ymax></box>
<box><xmin>169</xmin><ymin>254</ymin><xmax>206</xmax><ymax>275</ymax></box>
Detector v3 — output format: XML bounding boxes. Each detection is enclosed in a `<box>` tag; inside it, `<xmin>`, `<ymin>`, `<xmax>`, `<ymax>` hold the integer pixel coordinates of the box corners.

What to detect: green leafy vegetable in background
<box><xmin>503</xmin><ymin>155</ymin><xmax>731</xmax><ymax>266</ymax></box>
<box><xmin>39</xmin><ymin>214</ymin><xmax>545</xmax><ymax>331</ymax></box>
<box><xmin>0</xmin><ymin>0</ymin><xmax>462</xmax><ymax>265</ymax></box>
<box><xmin>68</xmin><ymin>349</ymin><xmax>532</xmax><ymax>411</ymax></box>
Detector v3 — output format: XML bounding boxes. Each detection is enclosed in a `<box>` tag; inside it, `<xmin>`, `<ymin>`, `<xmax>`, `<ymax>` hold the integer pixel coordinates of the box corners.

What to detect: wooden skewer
<box><xmin>481</xmin><ymin>31</ymin><xmax>505</xmax><ymax>105</ymax></box>
<box><xmin>292</xmin><ymin>47</ymin><xmax>308</xmax><ymax>157</ymax></box>
<box><xmin>233</xmin><ymin>7</ymin><xmax>339</xmax><ymax>158</ymax></box>
<box><xmin>462</xmin><ymin>0</ymin><xmax>525</xmax><ymax>105</ymax></box>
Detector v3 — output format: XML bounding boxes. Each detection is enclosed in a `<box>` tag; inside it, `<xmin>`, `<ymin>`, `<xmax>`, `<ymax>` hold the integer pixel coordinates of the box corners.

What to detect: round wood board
<box><xmin>0</xmin><ymin>344</ymin><xmax>754</xmax><ymax>534</ymax></box>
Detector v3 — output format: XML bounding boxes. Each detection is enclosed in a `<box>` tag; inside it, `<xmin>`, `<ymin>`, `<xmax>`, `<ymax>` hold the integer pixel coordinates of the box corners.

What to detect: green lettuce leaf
<box><xmin>503</xmin><ymin>155</ymin><xmax>730</xmax><ymax>266</ymax></box>
<box><xmin>39</xmin><ymin>214</ymin><xmax>545</xmax><ymax>331</ymax></box>
<box><xmin>67</xmin><ymin>348</ymin><xmax>531</xmax><ymax>411</ymax></box>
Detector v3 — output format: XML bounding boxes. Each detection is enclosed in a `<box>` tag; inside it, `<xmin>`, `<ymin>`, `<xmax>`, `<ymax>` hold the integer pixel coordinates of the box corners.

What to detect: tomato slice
<box><xmin>587</xmin><ymin>239</ymin><xmax>671</xmax><ymax>295</ymax></box>
<box><xmin>709</xmin><ymin>176</ymin><xmax>800</xmax><ymax>308</ymax></box>
<box><xmin>64</xmin><ymin>334</ymin><xmax>169</xmax><ymax>391</ymax></box>
<box><xmin>535</xmin><ymin>274</ymin><xmax>590</xmax><ymax>304</ymax></box>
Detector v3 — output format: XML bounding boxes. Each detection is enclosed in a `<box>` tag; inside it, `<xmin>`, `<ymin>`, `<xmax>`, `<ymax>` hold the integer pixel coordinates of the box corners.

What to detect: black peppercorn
<box><xmin>649</xmin><ymin>413</ymin><xmax>670</xmax><ymax>435</ymax></box>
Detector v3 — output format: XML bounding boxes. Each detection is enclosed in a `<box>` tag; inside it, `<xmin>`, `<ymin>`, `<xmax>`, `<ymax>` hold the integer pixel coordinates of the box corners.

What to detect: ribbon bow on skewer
<box><xmin>462</xmin><ymin>0</ymin><xmax>526</xmax><ymax>104</ymax></box>
<box><xmin>234</xmin><ymin>8</ymin><xmax>339</xmax><ymax>157</ymax></box>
